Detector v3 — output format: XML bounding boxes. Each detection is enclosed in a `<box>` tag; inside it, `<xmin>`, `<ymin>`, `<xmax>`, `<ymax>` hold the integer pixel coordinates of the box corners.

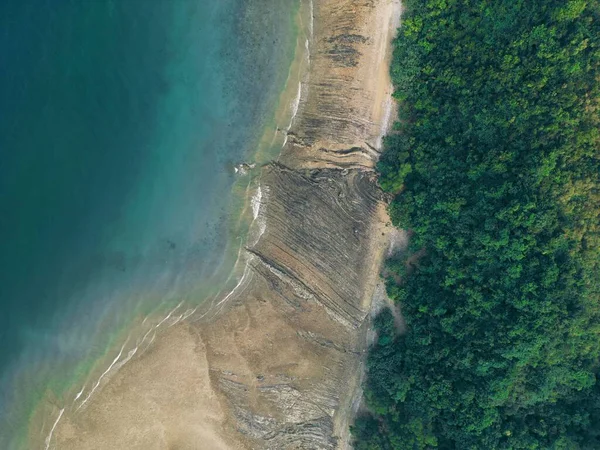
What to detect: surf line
<box><xmin>192</xmin><ymin>250</ymin><xmax>255</xmax><ymax>324</ymax></box>
<box><xmin>309</xmin><ymin>0</ymin><xmax>314</xmax><ymax>40</ymax></box>
<box><xmin>72</xmin><ymin>301</ymin><xmax>184</xmax><ymax>409</ymax></box>
<box><xmin>192</xmin><ymin>171</ymin><xmax>265</xmax><ymax>321</ymax></box>
<box><xmin>306</xmin><ymin>0</ymin><xmax>314</xmax><ymax>64</ymax></box>
<box><xmin>43</xmin><ymin>408</ymin><xmax>64</xmax><ymax>450</ymax></box>
<box><xmin>75</xmin><ymin>340</ymin><xmax>128</xmax><ymax>411</ymax></box>
<box><xmin>281</xmin><ymin>0</ymin><xmax>312</xmax><ymax>151</ymax></box>
<box><xmin>281</xmin><ymin>81</ymin><xmax>303</xmax><ymax>150</ymax></box>
<box><xmin>154</xmin><ymin>302</ymin><xmax>183</xmax><ymax>329</ymax></box>
<box><xmin>213</xmin><ymin>255</ymin><xmax>253</xmax><ymax>311</ymax></box>
<box><xmin>249</xmin><ymin>184</ymin><xmax>269</xmax><ymax>247</ymax></box>
<box><xmin>73</xmin><ymin>384</ymin><xmax>86</xmax><ymax>402</ymax></box>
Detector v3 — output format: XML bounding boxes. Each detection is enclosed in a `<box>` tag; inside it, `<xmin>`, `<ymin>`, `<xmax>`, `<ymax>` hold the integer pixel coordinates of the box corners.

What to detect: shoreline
<box><xmin>37</xmin><ymin>0</ymin><xmax>401</xmax><ymax>448</ymax></box>
<box><xmin>27</xmin><ymin>2</ymin><xmax>310</xmax><ymax>449</ymax></box>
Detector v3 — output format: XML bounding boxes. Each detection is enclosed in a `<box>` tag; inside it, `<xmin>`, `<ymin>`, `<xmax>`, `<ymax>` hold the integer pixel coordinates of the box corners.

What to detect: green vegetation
<box><xmin>354</xmin><ymin>0</ymin><xmax>600</xmax><ymax>448</ymax></box>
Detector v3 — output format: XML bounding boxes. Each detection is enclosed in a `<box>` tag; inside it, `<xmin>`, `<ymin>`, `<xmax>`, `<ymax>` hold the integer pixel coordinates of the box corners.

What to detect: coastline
<box><xmin>34</xmin><ymin>0</ymin><xmax>401</xmax><ymax>448</ymax></box>
<box><xmin>26</xmin><ymin>2</ymin><xmax>307</xmax><ymax>449</ymax></box>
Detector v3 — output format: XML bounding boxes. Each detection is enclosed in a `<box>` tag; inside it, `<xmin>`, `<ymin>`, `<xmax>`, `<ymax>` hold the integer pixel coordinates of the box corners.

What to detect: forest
<box><xmin>354</xmin><ymin>0</ymin><xmax>600</xmax><ymax>448</ymax></box>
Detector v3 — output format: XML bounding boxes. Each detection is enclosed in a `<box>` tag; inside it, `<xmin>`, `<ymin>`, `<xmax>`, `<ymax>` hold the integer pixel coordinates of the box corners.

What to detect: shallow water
<box><xmin>0</xmin><ymin>0</ymin><xmax>297</xmax><ymax>445</ymax></box>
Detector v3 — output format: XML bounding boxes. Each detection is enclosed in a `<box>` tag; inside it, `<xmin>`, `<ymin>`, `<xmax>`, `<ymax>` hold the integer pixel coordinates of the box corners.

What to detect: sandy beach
<box><xmin>32</xmin><ymin>0</ymin><xmax>402</xmax><ymax>448</ymax></box>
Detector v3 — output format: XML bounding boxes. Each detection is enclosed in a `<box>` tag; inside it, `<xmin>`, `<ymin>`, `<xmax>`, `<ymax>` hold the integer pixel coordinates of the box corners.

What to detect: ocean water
<box><xmin>0</xmin><ymin>0</ymin><xmax>298</xmax><ymax>445</ymax></box>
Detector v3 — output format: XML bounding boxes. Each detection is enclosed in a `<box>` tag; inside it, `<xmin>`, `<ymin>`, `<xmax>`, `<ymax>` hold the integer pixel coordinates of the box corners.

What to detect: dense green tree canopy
<box><xmin>355</xmin><ymin>0</ymin><xmax>600</xmax><ymax>448</ymax></box>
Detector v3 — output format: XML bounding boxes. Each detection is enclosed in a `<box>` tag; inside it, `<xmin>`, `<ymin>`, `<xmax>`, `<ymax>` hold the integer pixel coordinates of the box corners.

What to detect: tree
<box><xmin>355</xmin><ymin>0</ymin><xmax>600</xmax><ymax>448</ymax></box>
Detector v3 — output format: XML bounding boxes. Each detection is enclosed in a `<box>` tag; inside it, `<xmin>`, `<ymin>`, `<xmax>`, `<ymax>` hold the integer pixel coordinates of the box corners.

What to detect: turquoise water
<box><xmin>0</xmin><ymin>0</ymin><xmax>297</xmax><ymax>444</ymax></box>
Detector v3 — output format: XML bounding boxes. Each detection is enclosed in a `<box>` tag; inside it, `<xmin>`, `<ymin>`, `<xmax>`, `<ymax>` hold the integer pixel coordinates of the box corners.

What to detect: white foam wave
<box><xmin>305</xmin><ymin>38</ymin><xmax>310</xmax><ymax>65</ymax></box>
<box><xmin>154</xmin><ymin>302</ymin><xmax>182</xmax><ymax>329</ymax></box>
<box><xmin>290</xmin><ymin>82</ymin><xmax>302</xmax><ymax>127</ymax></box>
<box><xmin>191</xmin><ymin>240</ymin><xmax>247</xmax><ymax>323</ymax></box>
<box><xmin>168</xmin><ymin>313</ymin><xmax>183</xmax><ymax>328</ymax></box>
<box><xmin>282</xmin><ymin>81</ymin><xmax>303</xmax><ymax>150</ymax></box>
<box><xmin>309</xmin><ymin>0</ymin><xmax>314</xmax><ymax>39</ymax></box>
<box><xmin>76</xmin><ymin>341</ymin><xmax>127</xmax><ymax>411</ymax></box>
<box><xmin>181</xmin><ymin>306</ymin><xmax>199</xmax><ymax>321</ymax></box>
<box><xmin>249</xmin><ymin>185</ymin><xmax>269</xmax><ymax>246</ymax></box>
<box><xmin>251</xmin><ymin>186</ymin><xmax>262</xmax><ymax>220</ymax></box>
<box><xmin>213</xmin><ymin>257</ymin><xmax>253</xmax><ymax>311</ymax></box>
<box><xmin>44</xmin><ymin>408</ymin><xmax>64</xmax><ymax>450</ymax></box>
<box><xmin>109</xmin><ymin>346</ymin><xmax>138</xmax><ymax>374</ymax></box>
<box><xmin>146</xmin><ymin>332</ymin><xmax>156</xmax><ymax>348</ymax></box>
<box><xmin>74</xmin><ymin>384</ymin><xmax>86</xmax><ymax>402</ymax></box>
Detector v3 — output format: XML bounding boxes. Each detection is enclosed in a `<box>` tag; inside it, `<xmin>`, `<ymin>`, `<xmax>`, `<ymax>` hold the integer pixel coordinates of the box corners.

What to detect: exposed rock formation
<box><xmin>197</xmin><ymin>163</ymin><xmax>390</xmax><ymax>449</ymax></box>
<box><xmin>283</xmin><ymin>0</ymin><xmax>399</xmax><ymax>170</ymax></box>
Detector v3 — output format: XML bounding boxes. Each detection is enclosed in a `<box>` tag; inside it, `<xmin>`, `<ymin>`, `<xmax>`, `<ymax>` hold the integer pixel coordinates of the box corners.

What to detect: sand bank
<box><xmin>35</xmin><ymin>0</ymin><xmax>402</xmax><ymax>448</ymax></box>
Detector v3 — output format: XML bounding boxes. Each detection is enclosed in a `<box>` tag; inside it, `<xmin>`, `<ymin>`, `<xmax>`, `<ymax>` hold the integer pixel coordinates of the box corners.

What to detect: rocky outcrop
<box><xmin>283</xmin><ymin>0</ymin><xmax>399</xmax><ymax>171</ymax></box>
<box><xmin>196</xmin><ymin>161</ymin><xmax>390</xmax><ymax>448</ymax></box>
